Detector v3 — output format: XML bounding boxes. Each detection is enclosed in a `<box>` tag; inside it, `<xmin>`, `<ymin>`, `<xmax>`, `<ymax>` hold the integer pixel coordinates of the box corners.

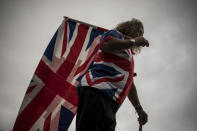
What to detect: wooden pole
<box><xmin>139</xmin><ymin>124</ymin><xmax>142</xmax><ymax>131</ymax></box>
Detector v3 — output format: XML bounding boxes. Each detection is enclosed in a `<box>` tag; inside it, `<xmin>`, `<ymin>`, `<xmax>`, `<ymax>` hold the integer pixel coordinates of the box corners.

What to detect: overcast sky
<box><xmin>0</xmin><ymin>0</ymin><xmax>197</xmax><ymax>131</ymax></box>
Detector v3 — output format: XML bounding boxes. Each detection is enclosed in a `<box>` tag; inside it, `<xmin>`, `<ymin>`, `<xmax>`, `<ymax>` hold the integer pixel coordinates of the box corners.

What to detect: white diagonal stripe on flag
<box><xmin>54</xmin><ymin>19</ymin><xmax>65</xmax><ymax>59</ymax></box>
<box><xmin>62</xmin><ymin>23</ymin><xmax>79</xmax><ymax>59</ymax></box>
<box><xmin>18</xmin><ymin>75</ymin><xmax>45</xmax><ymax>115</ymax></box>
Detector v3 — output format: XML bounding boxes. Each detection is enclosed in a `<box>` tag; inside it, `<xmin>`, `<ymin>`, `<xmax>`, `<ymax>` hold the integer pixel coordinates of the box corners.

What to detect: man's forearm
<box><xmin>100</xmin><ymin>37</ymin><xmax>134</xmax><ymax>53</ymax></box>
<box><xmin>100</xmin><ymin>36</ymin><xmax>149</xmax><ymax>54</ymax></box>
<box><xmin>128</xmin><ymin>82</ymin><xmax>142</xmax><ymax>109</ymax></box>
<box><xmin>128</xmin><ymin>82</ymin><xmax>148</xmax><ymax>125</ymax></box>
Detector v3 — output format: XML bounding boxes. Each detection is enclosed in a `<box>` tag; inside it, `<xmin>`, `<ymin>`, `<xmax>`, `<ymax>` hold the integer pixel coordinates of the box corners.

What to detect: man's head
<box><xmin>115</xmin><ymin>18</ymin><xmax>144</xmax><ymax>38</ymax></box>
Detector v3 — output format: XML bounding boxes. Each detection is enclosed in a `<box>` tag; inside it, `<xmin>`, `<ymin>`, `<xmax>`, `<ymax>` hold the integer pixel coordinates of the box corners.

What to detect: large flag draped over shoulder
<box><xmin>13</xmin><ymin>17</ymin><xmax>107</xmax><ymax>131</ymax></box>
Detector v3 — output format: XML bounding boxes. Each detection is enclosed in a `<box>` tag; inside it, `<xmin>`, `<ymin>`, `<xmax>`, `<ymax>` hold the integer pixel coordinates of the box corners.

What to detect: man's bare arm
<box><xmin>100</xmin><ymin>38</ymin><xmax>134</xmax><ymax>53</ymax></box>
<box><xmin>128</xmin><ymin>82</ymin><xmax>148</xmax><ymax>125</ymax></box>
<box><xmin>100</xmin><ymin>36</ymin><xmax>149</xmax><ymax>54</ymax></box>
<box><xmin>128</xmin><ymin>82</ymin><xmax>141</xmax><ymax>108</ymax></box>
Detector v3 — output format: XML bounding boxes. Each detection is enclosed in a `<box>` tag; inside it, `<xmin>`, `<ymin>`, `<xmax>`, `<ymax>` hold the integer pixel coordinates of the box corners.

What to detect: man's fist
<box><xmin>134</xmin><ymin>36</ymin><xmax>149</xmax><ymax>47</ymax></box>
<box><xmin>137</xmin><ymin>109</ymin><xmax>148</xmax><ymax>125</ymax></box>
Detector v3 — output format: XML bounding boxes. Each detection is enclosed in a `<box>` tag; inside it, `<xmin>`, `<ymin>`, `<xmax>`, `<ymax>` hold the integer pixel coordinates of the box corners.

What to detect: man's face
<box><xmin>135</xmin><ymin>27</ymin><xmax>144</xmax><ymax>38</ymax></box>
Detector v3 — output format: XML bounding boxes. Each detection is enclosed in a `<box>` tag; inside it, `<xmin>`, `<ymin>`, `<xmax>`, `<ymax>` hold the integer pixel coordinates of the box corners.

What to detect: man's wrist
<box><xmin>135</xmin><ymin>104</ymin><xmax>143</xmax><ymax>112</ymax></box>
<box><xmin>129</xmin><ymin>39</ymin><xmax>135</xmax><ymax>46</ymax></box>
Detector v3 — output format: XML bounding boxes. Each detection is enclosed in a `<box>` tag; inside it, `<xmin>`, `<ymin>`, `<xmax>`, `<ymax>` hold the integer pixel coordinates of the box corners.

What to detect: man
<box><xmin>76</xmin><ymin>18</ymin><xmax>149</xmax><ymax>131</ymax></box>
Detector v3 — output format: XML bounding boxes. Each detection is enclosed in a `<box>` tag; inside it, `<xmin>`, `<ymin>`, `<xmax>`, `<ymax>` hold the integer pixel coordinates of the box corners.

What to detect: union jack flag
<box><xmin>13</xmin><ymin>17</ymin><xmax>107</xmax><ymax>131</ymax></box>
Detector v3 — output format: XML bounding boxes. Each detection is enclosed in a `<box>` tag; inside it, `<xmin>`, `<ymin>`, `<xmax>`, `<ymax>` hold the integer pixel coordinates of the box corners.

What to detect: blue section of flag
<box><xmin>58</xmin><ymin>106</ymin><xmax>74</xmax><ymax>131</ymax></box>
<box><xmin>88</xmin><ymin>61</ymin><xmax>94</xmax><ymax>69</ymax></box>
<box><xmin>68</xmin><ymin>19</ymin><xmax>76</xmax><ymax>42</ymax></box>
<box><xmin>85</xmin><ymin>28</ymin><xmax>104</xmax><ymax>51</ymax></box>
<box><xmin>90</xmin><ymin>64</ymin><xmax>121</xmax><ymax>78</ymax></box>
<box><xmin>44</xmin><ymin>30</ymin><xmax>58</xmax><ymax>61</ymax></box>
<box><xmin>120</xmin><ymin>50</ymin><xmax>128</xmax><ymax>55</ymax></box>
<box><xmin>30</xmin><ymin>79</ymin><xmax>34</xmax><ymax>83</ymax></box>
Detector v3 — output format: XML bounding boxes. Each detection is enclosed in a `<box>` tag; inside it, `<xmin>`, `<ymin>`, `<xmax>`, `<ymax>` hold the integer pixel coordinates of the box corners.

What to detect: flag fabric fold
<box><xmin>13</xmin><ymin>17</ymin><xmax>107</xmax><ymax>131</ymax></box>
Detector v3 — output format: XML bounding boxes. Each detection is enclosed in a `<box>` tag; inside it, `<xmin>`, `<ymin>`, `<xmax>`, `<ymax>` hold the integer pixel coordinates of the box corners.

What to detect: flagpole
<box><xmin>63</xmin><ymin>16</ymin><xmax>108</xmax><ymax>31</ymax></box>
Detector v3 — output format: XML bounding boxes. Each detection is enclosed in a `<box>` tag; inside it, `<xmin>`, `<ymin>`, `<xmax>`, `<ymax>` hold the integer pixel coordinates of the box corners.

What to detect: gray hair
<box><xmin>115</xmin><ymin>18</ymin><xmax>144</xmax><ymax>37</ymax></box>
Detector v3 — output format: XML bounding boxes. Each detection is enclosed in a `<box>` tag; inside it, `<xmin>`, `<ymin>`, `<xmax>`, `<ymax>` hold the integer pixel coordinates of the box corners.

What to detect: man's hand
<box><xmin>134</xmin><ymin>36</ymin><xmax>149</xmax><ymax>47</ymax></box>
<box><xmin>137</xmin><ymin>109</ymin><xmax>148</xmax><ymax>125</ymax></box>
<box><xmin>123</xmin><ymin>35</ymin><xmax>149</xmax><ymax>47</ymax></box>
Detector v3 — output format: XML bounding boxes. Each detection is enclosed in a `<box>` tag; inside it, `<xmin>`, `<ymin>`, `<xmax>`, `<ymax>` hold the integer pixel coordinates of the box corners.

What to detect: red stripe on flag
<box><xmin>43</xmin><ymin>113</ymin><xmax>51</xmax><ymax>131</ymax></box>
<box><xmin>35</xmin><ymin>60</ymin><xmax>78</xmax><ymax>106</ymax></box>
<box><xmin>57</xmin><ymin>24</ymin><xmax>89</xmax><ymax>78</ymax></box>
<box><xmin>13</xmin><ymin>87</ymin><xmax>56</xmax><ymax>130</ymax></box>
<box><xmin>35</xmin><ymin>60</ymin><xmax>51</xmax><ymax>84</ymax></box>
<box><xmin>26</xmin><ymin>85</ymin><xmax>36</xmax><ymax>94</ymax></box>
<box><xmin>74</xmin><ymin>44</ymin><xmax>100</xmax><ymax>76</ymax></box>
<box><xmin>116</xmin><ymin>57</ymin><xmax>134</xmax><ymax>104</ymax></box>
<box><xmin>14</xmin><ymin>46</ymin><xmax>80</xmax><ymax>130</ymax></box>
<box><xmin>61</xmin><ymin>21</ymin><xmax>68</xmax><ymax>57</ymax></box>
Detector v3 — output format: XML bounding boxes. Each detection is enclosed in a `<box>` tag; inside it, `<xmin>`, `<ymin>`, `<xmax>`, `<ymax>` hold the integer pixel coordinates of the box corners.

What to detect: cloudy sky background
<box><xmin>0</xmin><ymin>0</ymin><xmax>197</xmax><ymax>130</ymax></box>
